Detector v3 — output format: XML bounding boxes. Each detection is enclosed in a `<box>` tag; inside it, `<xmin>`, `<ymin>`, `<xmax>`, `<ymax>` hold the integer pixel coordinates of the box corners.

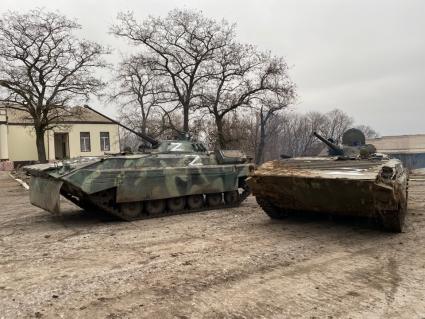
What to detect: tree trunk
<box><xmin>35</xmin><ymin>128</ymin><xmax>47</xmax><ymax>163</ymax></box>
<box><xmin>215</xmin><ymin>116</ymin><xmax>226</xmax><ymax>149</ymax></box>
<box><xmin>183</xmin><ymin>105</ymin><xmax>189</xmax><ymax>133</ymax></box>
<box><xmin>141</xmin><ymin>120</ymin><xmax>147</xmax><ymax>136</ymax></box>
<box><xmin>255</xmin><ymin>116</ymin><xmax>266</xmax><ymax>165</ymax></box>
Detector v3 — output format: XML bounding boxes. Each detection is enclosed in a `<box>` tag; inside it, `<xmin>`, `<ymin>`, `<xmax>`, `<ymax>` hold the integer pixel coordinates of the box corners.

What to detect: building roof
<box><xmin>2</xmin><ymin>104</ymin><xmax>116</xmax><ymax>125</ymax></box>
<box><xmin>367</xmin><ymin>134</ymin><xmax>425</xmax><ymax>154</ymax></box>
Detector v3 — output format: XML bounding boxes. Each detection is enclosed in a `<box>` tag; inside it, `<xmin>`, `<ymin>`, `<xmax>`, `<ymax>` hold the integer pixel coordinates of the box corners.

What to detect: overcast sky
<box><xmin>1</xmin><ymin>0</ymin><xmax>424</xmax><ymax>136</ymax></box>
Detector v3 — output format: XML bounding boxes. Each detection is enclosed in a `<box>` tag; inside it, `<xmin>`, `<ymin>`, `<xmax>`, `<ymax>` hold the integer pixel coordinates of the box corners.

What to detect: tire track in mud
<box><xmin>186</xmin><ymin>248</ymin><xmax>417</xmax><ymax>318</ymax></box>
<box><xmin>186</xmin><ymin>180</ymin><xmax>425</xmax><ymax>318</ymax></box>
<box><xmin>2</xmin><ymin>173</ymin><xmax>425</xmax><ymax>318</ymax></box>
<box><xmin>13</xmin><ymin>229</ymin><xmax>408</xmax><ymax>318</ymax></box>
<box><xmin>55</xmin><ymin>237</ymin><xmax>418</xmax><ymax>319</ymax></box>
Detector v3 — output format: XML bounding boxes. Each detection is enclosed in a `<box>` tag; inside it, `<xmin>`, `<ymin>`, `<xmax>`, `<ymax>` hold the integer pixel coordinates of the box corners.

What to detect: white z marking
<box><xmin>170</xmin><ymin>143</ymin><xmax>183</xmax><ymax>151</ymax></box>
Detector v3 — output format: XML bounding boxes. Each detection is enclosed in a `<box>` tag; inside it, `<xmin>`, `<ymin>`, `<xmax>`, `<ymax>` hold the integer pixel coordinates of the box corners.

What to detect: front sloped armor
<box><xmin>29</xmin><ymin>176</ymin><xmax>63</xmax><ymax>214</ymax></box>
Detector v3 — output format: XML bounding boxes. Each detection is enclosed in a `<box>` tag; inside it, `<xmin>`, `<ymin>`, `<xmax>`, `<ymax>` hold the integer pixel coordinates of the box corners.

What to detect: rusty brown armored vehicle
<box><xmin>24</xmin><ymin>131</ymin><xmax>253</xmax><ymax>220</ymax></box>
<box><xmin>247</xmin><ymin>128</ymin><xmax>409</xmax><ymax>232</ymax></box>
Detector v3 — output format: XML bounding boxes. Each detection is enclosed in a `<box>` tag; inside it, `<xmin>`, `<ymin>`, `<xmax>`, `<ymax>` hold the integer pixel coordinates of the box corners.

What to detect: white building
<box><xmin>368</xmin><ymin>134</ymin><xmax>425</xmax><ymax>169</ymax></box>
<box><xmin>0</xmin><ymin>105</ymin><xmax>120</xmax><ymax>169</ymax></box>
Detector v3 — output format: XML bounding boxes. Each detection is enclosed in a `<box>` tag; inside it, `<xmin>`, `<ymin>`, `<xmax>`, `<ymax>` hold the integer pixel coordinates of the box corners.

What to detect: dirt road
<box><xmin>1</xmin><ymin>171</ymin><xmax>425</xmax><ymax>318</ymax></box>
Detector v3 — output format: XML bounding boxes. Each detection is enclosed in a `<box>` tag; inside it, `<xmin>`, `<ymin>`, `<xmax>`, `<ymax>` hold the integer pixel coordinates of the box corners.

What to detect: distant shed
<box><xmin>367</xmin><ymin>134</ymin><xmax>425</xmax><ymax>169</ymax></box>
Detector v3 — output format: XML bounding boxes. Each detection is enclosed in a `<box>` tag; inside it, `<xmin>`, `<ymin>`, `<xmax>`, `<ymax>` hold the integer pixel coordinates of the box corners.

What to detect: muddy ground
<box><xmin>1</xmin><ymin>171</ymin><xmax>425</xmax><ymax>319</ymax></box>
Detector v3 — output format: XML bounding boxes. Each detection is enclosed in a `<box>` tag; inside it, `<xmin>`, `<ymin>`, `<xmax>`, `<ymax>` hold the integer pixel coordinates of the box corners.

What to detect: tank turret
<box><xmin>313</xmin><ymin>132</ymin><xmax>344</xmax><ymax>156</ymax></box>
<box><xmin>314</xmin><ymin>129</ymin><xmax>377</xmax><ymax>158</ymax></box>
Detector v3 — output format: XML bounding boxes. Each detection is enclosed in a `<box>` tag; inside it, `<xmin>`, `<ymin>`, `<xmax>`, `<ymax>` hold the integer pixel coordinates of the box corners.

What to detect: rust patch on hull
<box><xmin>248</xmin><ymin>157</ymin><xmax>408</xmax><ymax>232</ymax></box>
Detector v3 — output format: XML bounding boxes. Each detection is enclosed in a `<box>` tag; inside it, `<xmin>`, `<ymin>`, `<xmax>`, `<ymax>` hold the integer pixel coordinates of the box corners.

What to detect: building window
<box><xmin>100</xmin><ymin>132</ymin><xmax>110</xmax><ymax>151</ymax></box>
<box><xmin>80</xmin><ymin>132</ymin><xmax>91</xmax><ymax>152</ymax></box>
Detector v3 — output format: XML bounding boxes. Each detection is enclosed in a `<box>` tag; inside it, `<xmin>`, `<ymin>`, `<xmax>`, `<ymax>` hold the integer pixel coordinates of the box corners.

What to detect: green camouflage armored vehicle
<box><xmin>24</xmin><ymin>133</ymin><xmax>253</xmax><ymax>220</ymax></box>
<box><xmin>247</xmin><ymin>129</ymin><xmax>409</xmax><ymax>232</ymax></box>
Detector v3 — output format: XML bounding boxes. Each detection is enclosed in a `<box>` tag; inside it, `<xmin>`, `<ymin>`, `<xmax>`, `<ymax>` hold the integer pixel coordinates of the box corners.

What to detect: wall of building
<box><xmin>7</xmin><ymin>125</ymin><xmax>40</xmax><ymax>161</ymax></box>
<box><xmin>368</xmin><ymin>135</ymin><xmax>425</xmax><ymax>154</ymax></box>
<box><xmin>7</xmin><ymin>123</ymin><xmax>120</xmax><ymax>161</ymax></box>
<box><xmin>62</xmin><ymin>123</ymin><xmax>120</xmax><ymax>158</ymax></box>
<box><xmin>367</xmin><ymin>134</ymin><xmax>425</xmax><ymax>170</ymax></box>
<box><xmin>389</xmin><ymin>153</ymin><xmax>425</xmax><ymax>170</ymax></box>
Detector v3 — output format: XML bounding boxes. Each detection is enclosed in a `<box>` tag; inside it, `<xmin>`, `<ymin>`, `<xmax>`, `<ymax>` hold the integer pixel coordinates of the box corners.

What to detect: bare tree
<box><xmin>199</xmin><ymin>109</ymin><xmax>257</xmax><ymax>155</ymax></box>
<box><xmin>119</xmin><ymin>109</ymin><xmax>189</xmax><ymax>152</ymax></box>
<box><xmin>298</xmin><ymin>111</ymin><xmax>329</xmax><ymax>155</ymax></box>
<box><xmin>355</xmin><ymin>124</ymin><xmax>379</xmax><ymax>139</ymax></box>
<box><xmin>279</xmin><ymin>109</ymin><xmax>353</xmax><ymax>157</ymax></box>
<box><xmin>321</xmin><ymin>109</ymin><xmax>354</xmax><ymax>142</ymax></box>
<box><xmin>278</xmin><ymin>111</ymin><xmax>347</xmax><ymax>157</ymax></box>
<box><xmin>250</xmin><ymin>57</ymin><xmax>295</xmax><ymax>164</ymax></box>
<box><xmin>112</xmin><ymin>9</ymin><xmax>234</xmax><ymax>133</ymax></box>
<box><xmin>111</xmin><ymin>54</ymin><xmax>167</xmax><ymax>137</ymax></box>
<box><xmin>142</xmin><ymin>110</ymin><xmax>185</xmax><ymax>140</ymax></box>
<box><xmin>0</xmin><ymin>9</ymin><xmax>109</xmax><ymax>162</ymax></box>
<box><xmin>255</xmin><ymin>95</ymin><xmax>294</xmax><ymax>164</ymax></box>
<box><xmin>198</xmin><ymin>43</ymin><xmax>260</xmax><ymax>148</ymax></box>
<box><xmin>198</xmin><ymin>49</ymin><xmax>295</xmax><ymax>151</ymax></box>
<box><xmin>266</xmin><ymin>109</ymin><xmax>378</xmax><ymax>160</ymax></box>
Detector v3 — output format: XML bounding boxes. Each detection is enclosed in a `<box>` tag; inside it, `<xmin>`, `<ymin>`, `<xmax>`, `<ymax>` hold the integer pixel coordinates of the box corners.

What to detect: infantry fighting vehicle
<box><xmin>247</xmin><ymin>129</ymin><xmax>408</xmax><ymax>232</ymax></box>
<box><xmin>24</xmin><ymin>132</ymin><xmax>253</xmax><ymax>220</ymax></box>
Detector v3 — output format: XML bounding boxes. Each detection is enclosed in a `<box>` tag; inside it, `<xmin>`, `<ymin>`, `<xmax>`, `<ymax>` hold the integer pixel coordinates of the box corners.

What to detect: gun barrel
<box><xmin>83</xmin><ymin>104</ymin><xmax>159</xmax><ymax>146</ymax></box>
<box><xmin>313</xmin><ymin>132</ymin><xmax>341</xmax><ymax>152</ymax></box>
<box><xmin>118</xmin><ymin>122</ymin><xmax>159</xmax><ymax>147</ymax></box>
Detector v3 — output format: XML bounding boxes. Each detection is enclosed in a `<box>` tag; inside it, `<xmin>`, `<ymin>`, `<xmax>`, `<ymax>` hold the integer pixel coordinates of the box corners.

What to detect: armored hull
<box><xmin>25</xmin><ymin>140</ymin><xmax>253</xmax><ymax>220</ymax></box>
<box><xmin>247</xmin><ymin>157</ymin><xmax>408</xmax><ymax>232</ymax></box>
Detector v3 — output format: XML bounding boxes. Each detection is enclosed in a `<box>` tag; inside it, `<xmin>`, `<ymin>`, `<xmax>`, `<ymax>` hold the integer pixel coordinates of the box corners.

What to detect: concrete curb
<box><xmin>8</xmin><ymin>173</ymin><xmax>29</xmax><ymax>190</ymax></box>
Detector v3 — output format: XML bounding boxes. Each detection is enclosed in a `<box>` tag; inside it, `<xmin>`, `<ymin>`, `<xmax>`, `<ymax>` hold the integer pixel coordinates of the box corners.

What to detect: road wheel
<box><xmin>187</xmin><ymin>195</ymin><xmax>204</xmax><ymax>209</ymax></box>
<box><xmin>167</xmin><ymin>197</ymin><xmax>186</xmax><ymax>212</ymax></box>
<box><xmin>224</xmin><ymin>190</ymin><xmax>239</xmax><ymax>205</ymax></box>
<box><xmin>146</xmin><ymin>200</ymin><xmax>166</xmax><ymax>215</ymax></box>
<box><xmin>256</xmin><ymin>196</ymin><xmax>287</xmax><ymax>219</ymax></box>
<box><xmin>120</xmin><ymin>202</ymin><xmax>143</xmax><ymax>219</ymax></box>
<box><xmin>206</xmin><ymin>193</ymin><xmax>223</xmax><ymax>207</ymax></box>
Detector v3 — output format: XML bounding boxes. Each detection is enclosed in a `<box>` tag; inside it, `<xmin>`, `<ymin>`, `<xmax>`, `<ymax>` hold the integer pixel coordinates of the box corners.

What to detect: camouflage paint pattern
<box><xmin>25</xmin><ymin>140</ymin><xmax>253</xmax><ymax>215</ymax></box>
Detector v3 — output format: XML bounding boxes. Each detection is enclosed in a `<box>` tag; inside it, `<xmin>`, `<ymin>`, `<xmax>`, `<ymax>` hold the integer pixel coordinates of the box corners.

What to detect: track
<box><xmin>61</xmin><ymin>184</ymin><xmax>251</xmax><ymax>222</ymax></box>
